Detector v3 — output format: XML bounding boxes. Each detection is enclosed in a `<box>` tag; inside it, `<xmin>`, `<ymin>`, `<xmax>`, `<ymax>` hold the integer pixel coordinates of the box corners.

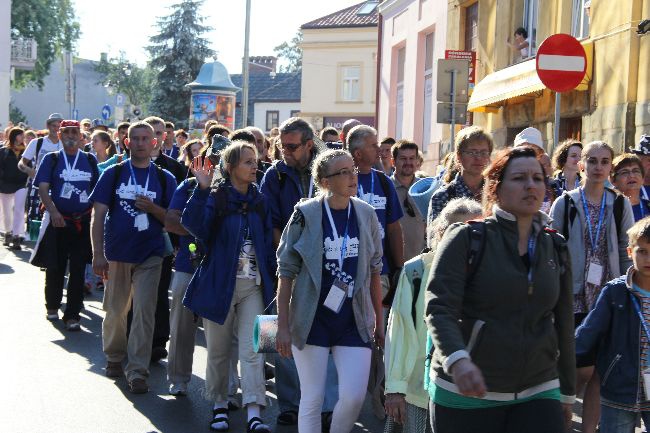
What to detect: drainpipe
<box><xmin>374</xmin><ymin>13</ymin><xmax>383</xmax><ymax>129</ymax></box>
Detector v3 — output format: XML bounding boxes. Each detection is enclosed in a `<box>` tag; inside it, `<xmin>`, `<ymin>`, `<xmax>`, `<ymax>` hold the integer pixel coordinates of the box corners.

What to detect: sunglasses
<box><xmin>279</xmin><ymin>141</ymin><xmax>306</xmax><ymax>153</ymax></box>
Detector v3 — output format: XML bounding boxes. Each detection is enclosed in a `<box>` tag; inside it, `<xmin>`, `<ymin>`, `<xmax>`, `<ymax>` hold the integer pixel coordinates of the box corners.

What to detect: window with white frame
<box><xmin>266</xmin><ymin>111</ymin><xmax>279</xmax><ymax>130</ymax></box>
<box><xmin>395</xmin><ymin>47</ymin><xmax>406</xmax><ymax>140</ymax></box>
<box><xmin>571</xmin><ymin>0</ymin><xmax>590</xmax><ymax>39</ymax></box>
<box><xmin>523</xmin><ymin>0</ymin><xmax>538</xmax><ymax>58</ymax></box>
<box><xmin>341</xmin><ymin>66</ymin><xmax>361</xmax><ymax>101</ymax></box>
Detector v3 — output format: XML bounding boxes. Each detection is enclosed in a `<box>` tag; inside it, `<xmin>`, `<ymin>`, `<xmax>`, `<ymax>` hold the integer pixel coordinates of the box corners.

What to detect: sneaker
<box><xmin>2</xmin><ymin>232</ymin><xmax>11</xmax><ymax>246</ymax></box>
<box><xmin>9</xmin><ymin>236</ymin><xmax>22</xmax><ymax>251</ymax></box>
<box><xmin>150</xmin><ymin>346</ymin><xmax>168</xmax><ymax>363</ymax></box>
<box><xmin>128</xmin><ymin>378</ymin><xmax>149</xmax><ymax>394</ymax></box>
<box><xmin>169</xmin><ymin>382</ymin><xmax>188</xmax><ymax>396</ymax></box>
<box><xmin>105</xmin><ymin>361</ymin><xmax>123</xmax><ymax>378</ymax></box>
<box><xmin>46</xmin><ymin>309</ymin><xmax>59</xmax><ymax>321</ymax></box>
<box><xmin>65</xmin><ymin>319</ymin><xmax>81</xmax><ymax>331</ymax></box>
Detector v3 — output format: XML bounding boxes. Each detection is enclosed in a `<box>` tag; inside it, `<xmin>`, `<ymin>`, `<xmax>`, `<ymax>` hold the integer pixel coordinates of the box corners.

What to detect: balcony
<box><xmin>11</xmin><ymin>38</ymin><xmax>38</xmax><ymax>71</ymax></box>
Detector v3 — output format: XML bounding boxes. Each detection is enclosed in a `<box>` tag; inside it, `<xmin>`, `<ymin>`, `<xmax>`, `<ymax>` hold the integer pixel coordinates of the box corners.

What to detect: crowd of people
<box><xmin>2</xmin><ymin>109</ymin><xmax>650</xmax><ymax>433</ymax></box>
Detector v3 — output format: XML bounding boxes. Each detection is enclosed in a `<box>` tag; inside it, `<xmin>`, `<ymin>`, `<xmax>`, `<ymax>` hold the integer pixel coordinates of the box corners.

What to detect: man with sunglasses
<box><xmin>427</xmin><ymin>126</ymin><xmax>493</xmax><ymax>224</ymax></box>
<box><xmin>391</xmin><ymin>140</ymin><xmax>426</xmax><ymax>262</ymax></box>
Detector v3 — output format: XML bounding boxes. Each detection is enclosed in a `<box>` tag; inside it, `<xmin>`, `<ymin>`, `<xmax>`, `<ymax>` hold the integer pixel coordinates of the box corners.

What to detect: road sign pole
<box><xmin>554</xmin><ymin>92</ymin><xmax>561</xmax><ymax>149</ymax></box>
<box><xmin>450</xmin><ymin>67</ymin><xmax>457</xmax><ymax>149</ymax></box>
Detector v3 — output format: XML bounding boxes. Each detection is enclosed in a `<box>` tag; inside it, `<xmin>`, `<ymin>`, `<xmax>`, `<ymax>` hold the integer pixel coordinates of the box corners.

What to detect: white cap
<box><xmin>514</xmin><ymin>127</ymin><xmax>544</xmax><ymax>149</ymax></box>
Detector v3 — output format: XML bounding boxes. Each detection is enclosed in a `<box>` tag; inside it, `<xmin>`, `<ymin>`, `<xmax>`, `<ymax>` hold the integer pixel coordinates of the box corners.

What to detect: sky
<box><xmin>73</xmin><ymin>0</ymin><xmax>359</xmax><ymax>74</ymax></box>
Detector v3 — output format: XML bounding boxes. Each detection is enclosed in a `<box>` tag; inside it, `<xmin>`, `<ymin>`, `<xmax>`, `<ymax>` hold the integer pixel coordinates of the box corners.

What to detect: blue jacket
<box><xmin>260</xmin><ymin>159</ymin><xmax>312</xmax><ymax>231</ymax></box>
<box><xmin>575</xmin><ymin>268</ymin><xmax>645</xmax><ymax>405</ymax></box>
<box><xmin>181</xmin><ymin>181</ymin><xmax>275</xmax><ymax>324</ymax></box>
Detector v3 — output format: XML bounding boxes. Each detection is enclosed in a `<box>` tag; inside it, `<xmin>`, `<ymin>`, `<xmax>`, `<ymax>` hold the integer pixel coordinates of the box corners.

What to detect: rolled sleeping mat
<box><xmin>253</xmin><ymin>314</ymin><xmax>278</xmax><ymax>353</ymax></box>
<box><xmin>408</xmin><ymin>177</ymin><xmax>441</xmax><ymax>218</ymax></box>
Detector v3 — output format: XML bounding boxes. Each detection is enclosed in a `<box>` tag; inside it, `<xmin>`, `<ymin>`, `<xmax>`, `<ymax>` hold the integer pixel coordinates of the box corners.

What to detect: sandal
<box><xmin>247</xmin><ymin>417</ymin><xmax>271</xmax><ymax>433</ymax></box>
<box><xmin>210</xmin><ymin>408</ymin><xmax>229</xmax><ymax>431</ymax></box>
<box><xmin>277</xmin><ymin>409</ymin><xmax>298</xmax><ymax>425</ymax></box>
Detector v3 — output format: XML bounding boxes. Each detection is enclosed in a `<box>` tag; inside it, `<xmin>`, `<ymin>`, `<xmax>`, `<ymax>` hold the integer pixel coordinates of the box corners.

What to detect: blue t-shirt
<box><xmin>34</xmin><ymin>149</ymin><xmax>97</xmax><ymax>215</ymax></box>
<box><xmin>162</xmin><ymin>145</ymin><xmax>180</xmax><ymax>160</ymax></box>
<box><xmin>356</xmin><ymin>169</ymin><xmax>404</xmax><ymax>274</ymax></box>
<box><xmin>306</xmin><ymin>202</ymin><xmax>368</xmax><ymax>348</ymax></box>
<box><xmin>169</xmin><ymin>178</ymin><xmax>197</xmax><ymax>273</ymax></box>
<box><xmin>89</xmin><ymin>162</ymin><xmax>176</xmax><ymax>263</ymax></box>
<box><xmin>633</xmin><ymin>202</ymin><xmax>650</xmax><ymax>222</ymax></box>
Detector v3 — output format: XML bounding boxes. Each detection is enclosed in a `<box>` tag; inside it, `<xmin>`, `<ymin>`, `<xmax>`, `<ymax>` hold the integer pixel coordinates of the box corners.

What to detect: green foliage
<box><xmin>11</xmin><ymin>0</ymin><xmax>80</xmax><ymax>89</ymax></box>
<box><xmin>94</xmin><ymin>52</ymin><xmax>155</xmax><ymax>110</ymax></box>
<box><xmin>274</xmin><ymin>31</ymin><xmax>303</xmax><ymax>73</ymax></box>
<box><xmin>147</xmin><ymin>0</ymin><xmax>215</xmax><ymax>128</ymax></box>
<box><xmin>9</xmin><ymin>102</ymin><xmax>27</xmax><ymax>125</ymax></box>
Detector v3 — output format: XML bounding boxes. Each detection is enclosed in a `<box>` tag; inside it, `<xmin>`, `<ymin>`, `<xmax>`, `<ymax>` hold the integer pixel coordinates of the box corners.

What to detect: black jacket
<box><xmin>153</xmin><ymin>153</ymin><xmax>187</xmax><ymax>184</ymax></box>
<box><xmin>0</xmin><ymin>147</ymin><xmax>28</xmax><ymax>193</ymax></box>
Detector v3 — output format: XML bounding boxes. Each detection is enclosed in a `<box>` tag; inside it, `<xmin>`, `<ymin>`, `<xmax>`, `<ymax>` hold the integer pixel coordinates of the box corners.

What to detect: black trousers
<box><xmin>44</xmin><ymin>222</ymin><xmax>91</xmax><ymax>321</ymax></box>
<box><xmin>429</xmin><ymin>398</ymin><xmax>565</xmax><ymax>433</ymax></box>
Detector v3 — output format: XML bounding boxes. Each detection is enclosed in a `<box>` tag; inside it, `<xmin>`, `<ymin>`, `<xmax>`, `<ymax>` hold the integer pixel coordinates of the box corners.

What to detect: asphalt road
<box><xmin>0</xmin><ymin>241</ymin><xmax>384</xmax><ymax>433</ymax></box>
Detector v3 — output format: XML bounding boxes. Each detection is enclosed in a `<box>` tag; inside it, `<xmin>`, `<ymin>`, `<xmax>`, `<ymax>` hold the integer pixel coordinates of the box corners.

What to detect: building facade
<box><xmin>376</xmin><ymin>0</ymin><xmax>448</xmax><ymax>172</ymax></box>
<box><xmin>460</xmin><ymin>0</ymin><xmax>649</xmax><ymax>153</ymax></box>
<box><xmin>299</xmin><ymin>1</ymin><xmax>379</xmax><ymax>131</ymax></box>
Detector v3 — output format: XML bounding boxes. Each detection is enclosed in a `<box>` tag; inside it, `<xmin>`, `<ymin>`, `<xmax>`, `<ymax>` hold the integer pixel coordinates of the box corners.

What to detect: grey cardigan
<box><xmin>549</xmin><ymin>188</ymin><xmax>634</xmax><ymax>294</ymax></box>
<box><xmin>276</xmin><ymin>195</ymin><xmax>384</xmax><ymax>349</ymax></box>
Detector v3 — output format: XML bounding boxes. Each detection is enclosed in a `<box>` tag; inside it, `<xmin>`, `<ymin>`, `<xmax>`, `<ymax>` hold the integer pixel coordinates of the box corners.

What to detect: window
<box><xmin>341</xmin><ymin>66</ymin><xmax>361</xmax><ymax>101</ymax></box>
<box><xmin>266</xmin><ymin>111</ymin><xmax>279</xmax><ymax>130</ymax></box>
<box><xmin>290</xmin><ymin>110</ymin><xmax>300</xmax><ymax>118</ymax></box>
<box><xmin>523</xmin><ymin>0</ymin><xmax>538</xmax><ymax>57</ymax></box>
<box><xmin>395</xmin><ymin>47</ymin><xmax>406</xmax><ymax>140</ymax></box>
<box><xmin>422</xmin><ymin>33</ymin><xmax>434</xmax><ymax>153</ymax></box>
<box><xmin>357</xmin><ymin>1</ymin><xmax>379</xmax><ymax>15</ymax></box>
<box><xmin>464</xmin><ymin>2</ymin><xmax>478</xmax><ymax>52</ymax></box>
<box><xmin>571</xmin><ymin>0</ymin><xmax>590</xmax><ymax>39</ymax></box>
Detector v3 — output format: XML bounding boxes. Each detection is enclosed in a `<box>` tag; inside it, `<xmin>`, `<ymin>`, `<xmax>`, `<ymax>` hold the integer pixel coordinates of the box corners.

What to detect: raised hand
<box><xmin>191</xmin><ymin>156</ymin><xmax>214</xmax><ymax>190</ymax></box>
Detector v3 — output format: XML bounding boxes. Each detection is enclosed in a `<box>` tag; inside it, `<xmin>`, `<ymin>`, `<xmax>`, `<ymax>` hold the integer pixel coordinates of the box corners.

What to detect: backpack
<box><xmin>561</xmin><ymin>189</ymin><xmax>625</xmax><ymax>241</ymax></box>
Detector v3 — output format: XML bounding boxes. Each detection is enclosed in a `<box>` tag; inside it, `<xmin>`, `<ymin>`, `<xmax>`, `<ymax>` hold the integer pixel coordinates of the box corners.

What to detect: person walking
<box><xmin>276</xmin><ymin>149</ymin><xmax>385</xmax><ymax>433</ymax></box>
<box><xmin>610</xmin><ymin>153</ymin><xmax>650</xmax><ymax>221</ymax></box>
<box><xmin>550</xmin><ymin>139</ymin><xmax>583</xmax><ymax>197</ymax></box>
<box><xmin>0</xmin><ymin>127</ymin><xmax>29</xmax><ymax>250</ymax></box>
<box><xmin>181</xmin><ymin>141</ymin><xmax>274</xmax><ymax>433</ymax></box>
<box><xmin>427</xmin><ymin>146</ymin><xmax>576</xmax><ymax>433</ymax></box>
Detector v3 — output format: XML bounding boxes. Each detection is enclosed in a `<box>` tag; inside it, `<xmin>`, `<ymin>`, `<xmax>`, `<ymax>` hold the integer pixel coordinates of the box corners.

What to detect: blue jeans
<box><xmin>275</xmin><ymin>353</ymin><xmax>338</xmax><ymax>412</ymax></box>
<box><xmin>600</xmin><ymin>404</ymin><xmax>650</xmax><ymax>433</ymax></box>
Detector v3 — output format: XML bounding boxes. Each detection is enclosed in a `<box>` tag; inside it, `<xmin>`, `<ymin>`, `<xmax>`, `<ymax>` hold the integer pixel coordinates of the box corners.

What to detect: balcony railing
<box><xmin>11</xmin><ymin>38</ymin><xmax>38</xmax><ymax>70</ymax></box>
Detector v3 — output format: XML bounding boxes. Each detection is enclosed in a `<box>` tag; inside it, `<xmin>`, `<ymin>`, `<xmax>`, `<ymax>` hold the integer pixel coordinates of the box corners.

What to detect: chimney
<box><xmin>248</xmin><ymin>56</ymin><xmax>277</xmax><ymax>75</ymax></box>
<box><xmin>100</xmin><ymin>52</ymin><xmax>108</xmax><ymax>62</ymax></box>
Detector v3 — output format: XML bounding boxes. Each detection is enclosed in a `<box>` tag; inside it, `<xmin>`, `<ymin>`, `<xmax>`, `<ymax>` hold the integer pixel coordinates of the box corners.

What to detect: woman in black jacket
<box><xmin>0</xmin><ymin>127</ymin><xmax>29</xmax><ymax>250</ymax></box>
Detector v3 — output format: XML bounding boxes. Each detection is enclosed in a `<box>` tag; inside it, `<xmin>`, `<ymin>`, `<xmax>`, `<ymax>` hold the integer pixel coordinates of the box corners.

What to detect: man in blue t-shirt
<box><xmin>89</xmin><ymin>121</ymin><xmax>176</xmax><ymax>394</ymax></box>
<box><xmin>32</xmin><ymin>119</ymin><xmax>98</xmax><ymax>331</ymax></box>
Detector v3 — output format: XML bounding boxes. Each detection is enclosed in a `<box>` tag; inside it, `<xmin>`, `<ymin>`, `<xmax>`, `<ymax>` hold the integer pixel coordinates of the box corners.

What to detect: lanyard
<box><xmin>630</xmin><ymin>293</ymin><xmax>650</xmax><ymax>342</ymax></box>
<box><xmin>297</xmin><ymin>176</ymin><xmax>314</xmax><ymax>199</ymax></box>
<box><xmin>163</xmin><ymin>146</ymin><xmax>174</xmax><ymax>157</ymax></box>
<box><xmin>127</xmin><ymin>161</ymin><xmax>151</xmax><ymax>196</ymax></box>
<box><xmin>527</xmin><ymin>234</ymin><xmax>536</xmax><ymax>295</ymax></box>
<box><xmin>61</xmin><ymin>149</ymin><xmax>81</xmax><ymax>175</ymax></box>
<box><xmin>357</xmin><ymin>171</ymin><xmax>375</xmax><ymax>205</ymax></box>
<box><xmin>580</xmin><ymin>188</ymin><xmax>606</xmax><ymax>253</ymax></box>
<box><xmin>324</xmin><ymin>198</ymin><xmax>351</xmax><ymax>272</ymax></box>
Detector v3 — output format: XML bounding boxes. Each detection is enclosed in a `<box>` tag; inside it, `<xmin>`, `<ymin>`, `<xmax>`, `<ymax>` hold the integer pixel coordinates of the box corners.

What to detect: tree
<box><xmin>274</xmin><ymin>31</ymin><xmax>302</xmax><ymax>73</ymax></box>
<box><xmin>11</xmin><ymin>0</ymin><xmax>80</xmax><ymax>89</ymax></box>
<box><xmin>147</xmin><ymin>0</ymin><xmax>214</xmax><ymax>128</ymax></box>
<box><xmin>9</xmin><ymin>102</ymin><xmax>27</xmax><ymax>125</ymax></box>
<box><xmin>95</xmin><ymin>52</ymin><xmax>155</xmax><ymax>110</ymax></box>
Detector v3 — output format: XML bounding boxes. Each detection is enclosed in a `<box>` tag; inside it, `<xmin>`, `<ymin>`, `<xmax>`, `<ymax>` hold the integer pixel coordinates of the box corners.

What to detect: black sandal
<box><xmin>247</xmin><ymin>417</ymin><xmax>271</xmax><ymax>433</ymax></box>
<box><xmin>277</xmin><ymin>409</ymin><xmax>298</xmax><ymax>425</ymax></box>
<box><xmin>210</xmin><ymin>408</ymin><xmax>229</xmax><ymax>432</ymax></box>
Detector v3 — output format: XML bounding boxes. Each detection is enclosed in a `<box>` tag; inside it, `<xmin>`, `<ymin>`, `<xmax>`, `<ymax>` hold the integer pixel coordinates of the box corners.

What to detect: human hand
<box><xmin>92</xmin><ymin>254</ymin><xmax>109</xmax><ymax>280</ymax></box>
<box><xmin>50</xmin><ymin>210</ymin><xmax>65</xmax><ymax>228</ymax></box>
<box><xmin>134</xmin><ymin>195</ymin><xmax>155</xmax><ymax>213</ymax></box>
<box><xmin>384</xmin><ymin>393</ymin><xmax>407</xmax><ymax>424</ymax></box>
<box><xmin>450</xmin><ymin>358</ymin><xmax>487</xmax><ymax>397</ymax></box>
<box><xmin>190</xmin><ymin>156</ymin><xmax>214</xmax><ymax>190</ymax></box>
<box><xmin>276</xmin><ymin>324</ymin><xmax>293</xmax><ymax>358</ymax></box>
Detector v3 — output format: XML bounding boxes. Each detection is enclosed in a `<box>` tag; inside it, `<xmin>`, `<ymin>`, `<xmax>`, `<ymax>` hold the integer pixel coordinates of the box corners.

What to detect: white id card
<box><xmin>643</xmin><ymin>368</ymin><xmax>650</xmax><ymax>400</ymax></box>
<box><xmin>586</xmin><ymin>261</ymin><xmax>603</xmax><ymax>285</ymax></box>
<box><xmin>323</xmin><ymin>279</ymin><xmax>347</xmax><ymax>313</ymax></box>
<box><xmin>134</xmin><ymin>213</ymin><xmax>149</xmax><ymax>231</ymax></box>
<box><xmin>79</xmin><ymin>190</ymin><xmax>88</xmax><ymax>203</ymax></box>
<box><xmin>60</xmin><ymin>182</ymin><xmax>74</xmax><ymax>199</ymax></box>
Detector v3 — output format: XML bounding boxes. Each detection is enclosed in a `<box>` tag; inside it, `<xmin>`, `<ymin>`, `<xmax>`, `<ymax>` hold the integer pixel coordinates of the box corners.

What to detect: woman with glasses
<box><xmin>610</xmin><ymin>153</ymin><xmax>650</xmax><ymax>221</ymax></box>
<box><xmin>276</xmin><ymin>149</ymin><xmax>385</xmax><ymax>433</ymax></box>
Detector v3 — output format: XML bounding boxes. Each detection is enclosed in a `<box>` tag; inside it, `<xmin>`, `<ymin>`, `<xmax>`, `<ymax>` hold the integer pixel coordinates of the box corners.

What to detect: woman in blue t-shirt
<box><xmin>276</xmin><ymin>149</ymin><xmax>384</xmax><ymax>433</ymax></box>
<box><xmin>181</xmin><ymin>140</ymin><xmax>275</xmax><ymax>433</ymax></box>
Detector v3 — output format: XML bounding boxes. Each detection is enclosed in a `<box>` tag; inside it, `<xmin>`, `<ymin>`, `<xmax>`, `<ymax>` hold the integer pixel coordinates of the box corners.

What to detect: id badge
<box><xmin>237</xmin><ymin>257</ymin><xmax>252</xmax><ymax>278</ymax></box>
<box><xmin>79</xmin><ymin>190</ymin><xmax>88</xmax><ymax>203</ymax></box>
<box><xmin>643</xmin><ymin>368</ymin><xmax>650</xmax><ymax>400</ymax></box>
<box><xmin>60</xmin><ymin>182</ymin><xmax>74</xmax><ymax>199</ymax></box>
<box><xmin>586</xmin><ymin>261</ymin><xmax>603</xmax><ymax>285</ymax></box>
<box><xmin>134</xmin><ymin>213</ymin><xmax>149</xmax><ymax>231</ymax></box>
<box><xmin>323</xmin><ymin>279</ymin><xmax>347</xmax><ymax>313</ymax></box>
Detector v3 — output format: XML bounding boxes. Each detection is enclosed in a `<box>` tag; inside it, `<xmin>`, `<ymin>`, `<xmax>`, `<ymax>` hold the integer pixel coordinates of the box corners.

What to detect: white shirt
<box><xmin>22</xmin><ymin>136</ymin><xmax>62</xmax><ymax>170</ymax></box>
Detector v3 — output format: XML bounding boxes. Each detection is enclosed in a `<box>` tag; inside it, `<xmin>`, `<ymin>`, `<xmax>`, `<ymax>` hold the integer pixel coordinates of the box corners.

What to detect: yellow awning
<box><xmin>468</xmin><ymin>41</ymin><xmax>593</xmax><ymax>113</ymax></box>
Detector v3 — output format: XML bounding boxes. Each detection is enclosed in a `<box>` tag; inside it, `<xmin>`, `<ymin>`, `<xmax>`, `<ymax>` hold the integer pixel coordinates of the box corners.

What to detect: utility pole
<box><xmin>241</xmin><ymin>0</ymin><xmax>251</xmax><ymax>128</ymax></box>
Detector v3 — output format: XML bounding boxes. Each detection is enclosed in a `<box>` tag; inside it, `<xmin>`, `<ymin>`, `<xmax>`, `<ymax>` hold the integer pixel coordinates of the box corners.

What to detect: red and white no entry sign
<box><xmin>536</xmin><ymin>34</ymin><xmax>587</xmax><ymax>93</ymax></box>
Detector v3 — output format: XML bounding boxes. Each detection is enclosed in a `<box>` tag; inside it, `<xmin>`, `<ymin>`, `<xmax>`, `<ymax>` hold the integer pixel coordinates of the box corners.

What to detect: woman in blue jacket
<box><xmin>181</xmin><ymin>140</ymin><xmax>274</xmax><ymax>433</ymax></box>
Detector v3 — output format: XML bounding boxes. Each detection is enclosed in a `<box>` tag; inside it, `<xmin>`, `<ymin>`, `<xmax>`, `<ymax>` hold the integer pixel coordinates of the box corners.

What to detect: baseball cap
<box><xmin>59</xmin><ymin>120</ymin><xmax>81</xmax><ymax>130</ymax></box>
<box><xmin>514</xmin><ymin>127</ymin><xmax>544</xmax><ymax>149</ymax></box>
<box><xmin>91</xmin><ymin>118</ymin><xmax>107</xmax><ymax>130</ymax></box>
<box><xmin>46</xmin><ymin>113</ymin><xmax>64</xmax><ymax>125</ymax></box>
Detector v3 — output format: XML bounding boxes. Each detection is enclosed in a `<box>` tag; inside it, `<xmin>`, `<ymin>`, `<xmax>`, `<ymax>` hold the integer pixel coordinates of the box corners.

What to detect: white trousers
<box><xmin>292</xmin><ymin>344</ymin><xmax>372</xmax><ymax>433</ymax></box>
<box><xmin>0</xmin><ymin>188</ymin><xmax>27</xmax><ymax>237</ymax></box>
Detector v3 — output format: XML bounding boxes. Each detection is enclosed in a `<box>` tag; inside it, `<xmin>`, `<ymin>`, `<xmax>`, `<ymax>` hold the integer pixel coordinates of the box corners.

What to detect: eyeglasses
<box><xmin>616</xmin><ymin>168</ymin><xmax>643</xmax><ymax>177</ymax></box>
<box><xmin>278</xmin><ymin>141</ymin><xmax>306</xmax><ymax>153</ymax></box>
<box><xmin>461</xmin><ymin>150</ymin><xmax>491</xmax><ymax>159</ymax></box>
<box><xmin>324</xmin><ymin>167</ymin><xmax>359</xmax><ymax>178</ymax></box>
